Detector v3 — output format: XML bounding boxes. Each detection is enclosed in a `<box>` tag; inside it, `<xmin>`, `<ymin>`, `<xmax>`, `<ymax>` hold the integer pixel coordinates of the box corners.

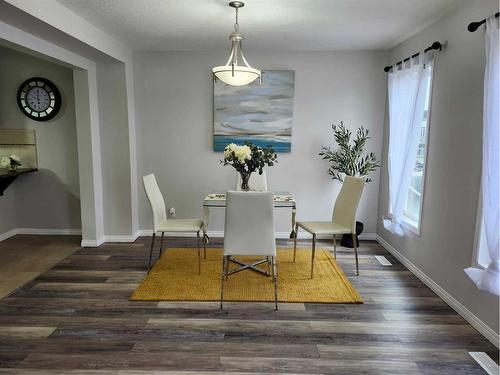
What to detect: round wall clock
<box><xmin>17</xmin><ymin>77</ymin><xmax>61</xmax><ymax>122</ymax></box>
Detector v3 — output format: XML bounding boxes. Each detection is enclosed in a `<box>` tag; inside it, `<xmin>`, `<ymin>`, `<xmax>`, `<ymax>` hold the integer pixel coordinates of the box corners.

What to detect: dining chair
<box><xmin>143</xmin><ymin>173</ymin><xmax>205</xmax><ymax>273</ymax></box>
<box><xmin>221</xmin><ymin>191</ymin><xmax>278</xmax><ymax>310</ymax></box>
<box><xmin>236</xmin><ymin>170</ymin><xmax>267</xmax><ymax>191</ymax></box>
<box><xmin>294</xmin><ymin>176</ymin><xmax>365</xmax><ymax>278</ymax></box>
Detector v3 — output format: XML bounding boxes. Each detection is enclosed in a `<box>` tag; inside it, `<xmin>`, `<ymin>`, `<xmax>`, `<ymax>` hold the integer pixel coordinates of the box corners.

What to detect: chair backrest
<box><xmin>143</xmin><ymin>173</ymin><xmax>166</xmax><ymax>233</ymax></box>
<box><xmin>224</xmin><ymin>191</ymin><xmax>276</xmax><ymax>256</ymax></box>
<box><xmin>236</xmin><ymin>170</ymin><xmax>267</xmax><ymax>191</ymax></box>
<box><xmin>332</xmin><ymin>176</ymin><xmax>365</xmax><ymax>232</ymax></box>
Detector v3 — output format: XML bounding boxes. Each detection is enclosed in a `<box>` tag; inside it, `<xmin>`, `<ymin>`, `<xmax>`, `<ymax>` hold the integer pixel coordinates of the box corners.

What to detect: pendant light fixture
<box><xmin>212</xmin><ymin>1</ymin><xmax>261</xmax><ymax>86</ymax></box>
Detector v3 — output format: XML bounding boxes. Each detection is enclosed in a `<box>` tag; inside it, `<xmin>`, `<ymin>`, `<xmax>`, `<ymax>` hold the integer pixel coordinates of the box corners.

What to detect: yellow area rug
<box><xmin>130</xmin><ymin>248</ymin><xmax>362</xmax><ymax>303</ymax></box>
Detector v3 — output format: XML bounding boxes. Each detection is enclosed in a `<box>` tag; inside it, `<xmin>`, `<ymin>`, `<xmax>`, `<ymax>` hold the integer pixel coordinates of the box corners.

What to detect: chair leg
<box><xmin>311</xmin><ymin>234</ymin><xmax>316</xmax><ymax>279</ymax></box>
<box><xmin>203</xmin><ymin>236</ymin><xmax>207</xmax><ymax>260</ymax></box>
<box><xmin>333</xmin><ymin>235</ymin><xmax>337</xmax><ymax>260</ymax></box>
<box><xmin>159</xmin><ymin>232</ymin><xmax>165</xmax><ymax>257</ymax></box>
<box><xmin>352</xmin><ymin>232</ymin><xmax>359</xmax><ymax>276</ymax></box>
<box><xmin>225</xmin><ymin>255</ymin><xmax>230</xmax><ymax>281</ymax></box>
<box><xmin>147</xmin><ymin>233</ymin><xmax>156</xmax><ymax>272</ymax></box>
<box><xmin>220</xmin><ymin>256</ymin><xmax>226</xmax><ymax>309</ymax></box>
<box><xmin>272</xmin><ymin>255</ymin><xmax>278</xmax><ymax>311</ymax></box>
<box><xmin>293</xmin><ymin>224</ymin><xmax>299</xmax><ymax>262</ymax></box>
<box><xmin>197</xmin><ymin>231</ymin><xmax>201</xmax><ymax>275</ymax></box>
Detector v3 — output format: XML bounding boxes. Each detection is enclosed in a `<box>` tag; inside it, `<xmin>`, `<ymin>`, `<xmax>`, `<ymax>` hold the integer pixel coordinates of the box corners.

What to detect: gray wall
<box><xmin>134</xmin><ymin>51</ymin><xmax>388</xmax><ymax>235</ymax></box>
<box><xmin>0</xmin><ymin>46</ymin><xmax>81</xmax><ymax>231</ymax></box>
<box><xmin>0</xmin><ymin>187</ymin><xmax>16</xmax><ymax>235</ymax></box>
<box><xmin>97</xmin><ymin>62</ymin><xmax>134</xmax><ymax>236</ymax></box>
<box><xmin>377</xmin><ymin>0</ymin><xmax>499</xmax><ymax>334</ymax></box>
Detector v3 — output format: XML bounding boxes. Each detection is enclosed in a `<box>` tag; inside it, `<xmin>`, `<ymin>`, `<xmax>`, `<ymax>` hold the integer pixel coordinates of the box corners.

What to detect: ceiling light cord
<box><xmin>234</xmin><ymin>7</ymin><xmax>239</xmax><ymax>31</ymax></box>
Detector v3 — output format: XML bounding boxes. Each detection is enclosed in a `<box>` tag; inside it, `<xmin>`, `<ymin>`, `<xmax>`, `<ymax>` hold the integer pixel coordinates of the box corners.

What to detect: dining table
<box><xmin>202</xmin><ymin>191</ymin><xmax>297</xmax><ymax>242</ymax></box>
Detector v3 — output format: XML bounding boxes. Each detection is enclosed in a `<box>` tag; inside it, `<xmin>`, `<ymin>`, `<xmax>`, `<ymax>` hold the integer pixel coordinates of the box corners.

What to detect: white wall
<box><xmin>1</xmin><ymin>0</ymin><xmax>140</xmax><ymax>245</ymax></box>
<box><xmin>97</xmin><ymin>62</ymin><xmax>134</xmax><ymax>237</ymax></box>
<box><xmin>0</xmin><ymin>18</ymin><xmax>106</xmax><ymax>245</ymax></box>
<box><xmin>377</xmin><ymin>0</ymin><xmax>499</xmax><ymax>338</ymax></box>
<box><xmin>134</xmin><ymin>51</ymin><xmax>388</xmax><ymax>235</ymax></box>
<box><xmin>0</xmin><ymin>46</ymin><xmax>81</xmax><ymax>230</ymax></box>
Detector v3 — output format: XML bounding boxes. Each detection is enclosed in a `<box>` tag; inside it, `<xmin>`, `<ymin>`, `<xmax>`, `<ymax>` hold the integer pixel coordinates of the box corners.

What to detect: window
<box><xmin>464</xmin><ymin>16</ymin><xmax>499</xmax><ymax>296</ymax></box>
<box><xmin>402</xmin><ymin>63</ymin><xmax>433</xmax><ymax>231</ymax></box>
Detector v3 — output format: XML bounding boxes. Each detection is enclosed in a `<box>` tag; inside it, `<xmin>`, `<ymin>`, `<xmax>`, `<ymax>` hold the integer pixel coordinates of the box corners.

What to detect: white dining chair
<box><xmin>294</xmin><ymin>176</ymin><xmax>365</xmax><ymax>278</ymax></box>
<box><xmin>221</xmin><ymin>191</ymin><xmax>278</xmax><ymax>310</ymax></box>
<box><xmin>143</xmin><ymin>173</ymin><xmax>205</xmax><ymax>273</ymax></box>
<box><xmin>236</xmin><ymin>170</ymin><xmax>267</xmax><ymax>191</ymax></box>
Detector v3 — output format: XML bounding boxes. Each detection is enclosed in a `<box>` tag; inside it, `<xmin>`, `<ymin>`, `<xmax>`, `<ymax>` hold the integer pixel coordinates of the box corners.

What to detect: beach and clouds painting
<box><xmin>214</xmin><ymin>70</ymin><xmax>294</xmax><ymax>152</ymax></box>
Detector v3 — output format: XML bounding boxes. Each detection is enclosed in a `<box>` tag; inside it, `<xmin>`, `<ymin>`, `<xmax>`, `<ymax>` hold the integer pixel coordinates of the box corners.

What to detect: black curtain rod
<box><xmin>383</xmin><ymin>41</ymin><xmax>442</xmax><ymax>72</ymax></box>
<box><xmin>468</xmin><ymin>12</ymin><xmax>499</xmax><ymax>32</ymax></box>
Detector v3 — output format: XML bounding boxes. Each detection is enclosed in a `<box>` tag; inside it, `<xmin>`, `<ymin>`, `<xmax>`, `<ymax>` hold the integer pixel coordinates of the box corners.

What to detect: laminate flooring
<box><xmin>0</xmin><ymin>235</ymin><xmax>497</xmax><ymax>374</ymax></box>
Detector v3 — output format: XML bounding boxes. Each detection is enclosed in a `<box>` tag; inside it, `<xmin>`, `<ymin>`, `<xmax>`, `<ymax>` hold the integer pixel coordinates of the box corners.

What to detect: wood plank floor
<box><xmin>0</xmin><ymin>235</ymin><xmax>79</xmax><ymax>299</ymax></box>
<box><xmin>0</xmin><ymin>235</ymin><xmax>497</xmax><ymax>374</ymax></box>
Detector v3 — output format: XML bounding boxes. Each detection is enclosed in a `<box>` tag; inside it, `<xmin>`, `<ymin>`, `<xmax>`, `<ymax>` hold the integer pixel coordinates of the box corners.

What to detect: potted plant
<box><xmin>222</xmin><ymin>142</ymin><xmax>277</xmax><ymax>191</ymax></box>
<box><xmin>0</xmin><ymin>155</ymin><xmax>21</xmax><ymax>172</ymax></box>
<box><xmin>319</xmin><ymin>122</ymin><xmax>380</xmax><ymax>247</ymax></box>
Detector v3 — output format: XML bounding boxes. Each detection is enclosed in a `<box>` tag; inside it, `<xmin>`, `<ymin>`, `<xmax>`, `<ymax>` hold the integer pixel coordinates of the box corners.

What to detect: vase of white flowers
<box><xmin>222</xmin><ymin>142</ymin><xmax>277</xmax><ymax>191</ymax></box>
<box><xmin>0</xmin><ymin>155</ymin><xmax>21</xmax><ymax>172</ymax></box>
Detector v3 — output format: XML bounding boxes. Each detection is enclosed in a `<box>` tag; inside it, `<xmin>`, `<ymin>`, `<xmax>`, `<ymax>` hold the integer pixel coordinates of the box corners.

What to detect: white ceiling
<box><xmin>57</xmin><ymin>0</ymin><xmax>463</xmax><ymax>51</ymax></box>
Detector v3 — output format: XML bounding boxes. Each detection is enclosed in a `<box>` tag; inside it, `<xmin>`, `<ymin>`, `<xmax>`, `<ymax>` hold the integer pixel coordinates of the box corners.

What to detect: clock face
<box><xmin>17</xmin><ymin>77</ymin><xmax>61</xmax><ymax>122</ymax></box>
<box><xmin>27</xmin><ymin>87</ymin><xmax>51</xmax><ymax>112</ymax></box>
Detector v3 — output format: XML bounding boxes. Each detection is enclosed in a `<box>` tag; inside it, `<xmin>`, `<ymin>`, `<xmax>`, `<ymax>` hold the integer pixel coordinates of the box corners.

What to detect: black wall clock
<box><xmin>17</xmin><ymin>77</ymin><xmax>61</xmax><ymax>122</ymax></box>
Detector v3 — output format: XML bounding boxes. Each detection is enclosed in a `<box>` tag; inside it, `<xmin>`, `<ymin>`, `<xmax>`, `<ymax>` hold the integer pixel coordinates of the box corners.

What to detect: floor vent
<box><xmin>469</xmin><ymin>352</ymin><xmax>499</xmax><ymax>375</ymax></box>
<box><xmin>374</xmin><ymin>255</ymin><xmax>392</xmax><ymax>266</ymax></box>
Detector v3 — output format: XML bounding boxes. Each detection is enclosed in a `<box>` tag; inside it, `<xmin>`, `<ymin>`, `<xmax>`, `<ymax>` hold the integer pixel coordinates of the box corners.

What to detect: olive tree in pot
<box><xmin>319</xmin><ymin>122</ymin><xmax>380</xmax><ymax>248</ymax></box>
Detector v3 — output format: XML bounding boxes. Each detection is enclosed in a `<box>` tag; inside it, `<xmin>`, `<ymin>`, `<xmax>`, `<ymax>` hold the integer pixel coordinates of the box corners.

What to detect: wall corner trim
<box><xmin>0</xmin><ymin>229</ymin><xmax>18</xmax><ymax>242</ymax></box>
<box><xmin>376</xmin><ymin>234</ymin><xmax>499</xmax><ymax>348</ymax></box>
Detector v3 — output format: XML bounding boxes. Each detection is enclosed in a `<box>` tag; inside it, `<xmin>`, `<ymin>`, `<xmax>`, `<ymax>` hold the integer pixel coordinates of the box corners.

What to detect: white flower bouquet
<box><xmin>221</xmin><ymin>142</ymin><xmax>277</xmax><ymax>190</ymax></box>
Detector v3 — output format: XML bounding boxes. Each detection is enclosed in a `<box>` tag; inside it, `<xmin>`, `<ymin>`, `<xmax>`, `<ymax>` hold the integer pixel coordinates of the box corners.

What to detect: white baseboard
<box><xmin>469</xmin><ymin>352</ymin><xmax>500</xmax><ymax>375</ymax></box>
<box><xmin>0</xmin><ymin>225</ymin><xmax>375</xmax><ymax>247</ymax></box>
<box><xmin>376</xmin><ymin>234</ymin><xmax>499</xmax><ymax>348</ymax></box>
<box><xmin>0</xmin><ymin>229</ymin><xmax>18</xmax><ymax>242</ymax></box>
<box><xmin>80</xmin><ymin>238</ymin><xmax>104</xmax><ymax>248</ymax></box>
<box><xmin>0</xmin><ymin>227</ymin><xmax>102</xmax><ymax>248</ymax></box>
<box><xmin>0</xmin><ymin>228</ymin><xmax>140</xmax><ymax>247</ymax></box>
<box><xmin>0</xmin><ymin>227</ymin><xmax>81</xmax><ymax>241</ymax></box>
<box><xmin>82</xmin><ymin>234</ymin><xmax>140</xmax><ymax>247</ymax></box>
<box><xmin>136</xmin><ymin>229</ymin><xmax>376</xmax><ymax>241</ymax></box>
<box><xmin>136</xmin><ymin>229</ymin><xmax>224</xmax><ymax>238</ymax></box>
<box><xmin>103</xmin><ymin>234</ymin><xmax>139</xmax><ymax>243</ymax></box>
<box><xmin>357</xmin><ymin>233</ymin><xmax>377</xmax><ymax>240</ymax></box>
<box><xmin>16</xmin><ymin>228</ymin><xmax>81</xmax><ymax>235</ymax></box>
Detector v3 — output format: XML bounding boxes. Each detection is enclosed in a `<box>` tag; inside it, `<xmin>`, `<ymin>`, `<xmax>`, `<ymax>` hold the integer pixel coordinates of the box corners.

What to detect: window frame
<box><xmin>401</xmin><ymin>60</ymin><xmax>435</xmax><ymax>236</ymax></box>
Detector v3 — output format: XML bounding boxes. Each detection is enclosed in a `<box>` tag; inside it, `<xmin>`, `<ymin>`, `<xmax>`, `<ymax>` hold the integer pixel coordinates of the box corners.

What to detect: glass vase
<box><xmin>240</xmin><ymin>172</ymin><xmax>251</xmax><ymax>191</ymax></box>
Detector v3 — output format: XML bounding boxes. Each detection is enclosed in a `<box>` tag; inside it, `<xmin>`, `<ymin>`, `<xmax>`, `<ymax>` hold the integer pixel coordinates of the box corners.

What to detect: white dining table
<box><xmin>202</xmin><ymin>191</ymin><xmax>297</xmax><ymax>242</ymax></box>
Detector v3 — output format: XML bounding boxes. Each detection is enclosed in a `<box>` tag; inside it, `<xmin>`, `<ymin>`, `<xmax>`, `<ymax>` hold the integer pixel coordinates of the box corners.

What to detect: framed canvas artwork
<box><xmin>213</xmin><ymin>70</ymin><xmax>294</xmax><ymax>152</ymax></box>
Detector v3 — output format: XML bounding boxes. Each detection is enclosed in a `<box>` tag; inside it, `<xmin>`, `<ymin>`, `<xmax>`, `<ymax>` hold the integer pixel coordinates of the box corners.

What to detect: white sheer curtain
<box><xmin>465</xmin><ymin>16</ymin><xmax>499</xmax><ymax>296</ymax></box>
<box><xmin>384</xmin><ymin>55</ymin><xmax>432</xmax><ymax>236</ymax></box>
